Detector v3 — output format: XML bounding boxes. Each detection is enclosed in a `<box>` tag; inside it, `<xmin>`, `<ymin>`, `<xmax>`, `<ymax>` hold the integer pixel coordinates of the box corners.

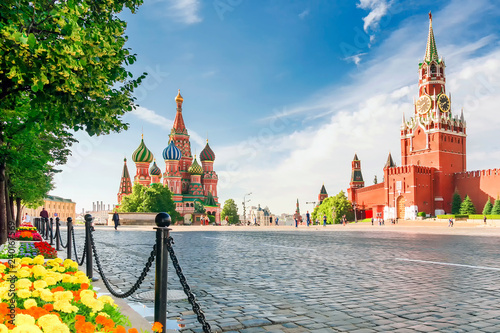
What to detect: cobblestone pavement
<box><xmin>69</xmin><ymin>226</ymin><xmax>500</xmax><ymax>332</ymax></box>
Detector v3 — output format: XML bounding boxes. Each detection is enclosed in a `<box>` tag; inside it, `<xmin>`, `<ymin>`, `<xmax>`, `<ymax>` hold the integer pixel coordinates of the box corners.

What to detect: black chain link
<box><xmin>56</xmin><ymin>224</ymin><xmax>68</xmax><ymax>248</ymax></box>
<box><xmin>71</xmin><ymin>227</ymin><xmax>86</xmax><ymax>266</ymax></box>
<box><xmin>166</xmin><ymin>236</ymin><xmax>212</xmax><ymax>333</ymax></box>
<box><xmin>88</xmin><ymin>228</ymin><xmax>157</xmax><ymax>298</ymax></box>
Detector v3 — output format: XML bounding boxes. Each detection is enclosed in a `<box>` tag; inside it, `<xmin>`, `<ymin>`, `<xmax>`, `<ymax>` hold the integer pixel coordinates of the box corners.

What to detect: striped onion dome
<box><xmin>132</xmin><ymin>136</ymin><xmax>154</xmax><ymax>163</ymax></box>
<box><xmin>162</xmin><ymin>140</ymin><xmax>182</xmax><ymax>161</ymax></box>
<box><xmin>188</xmin><ymin>156</ymin><xmax>204</xmax><ymax>175</ymax></box>
<box><xmin>200</xmin><ymin>141</ymin><xmax>215</xmax><ymax>162</ymax></box>
<box><xmin>149</xmin><ymin>160</ymin><xmax>162</xmax><ymax>176</ymax></box>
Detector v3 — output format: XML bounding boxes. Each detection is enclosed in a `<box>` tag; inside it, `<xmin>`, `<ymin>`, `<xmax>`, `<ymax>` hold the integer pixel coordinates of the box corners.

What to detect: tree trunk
<box><xmin>16</xmin><ymin>198</ymin><xmax>22</xmax><ymax>227</ymax></box>
<box><xmin>8</xmin><ymin>195</ymin><xmax>14</xmax><ymax>223</ymax></box>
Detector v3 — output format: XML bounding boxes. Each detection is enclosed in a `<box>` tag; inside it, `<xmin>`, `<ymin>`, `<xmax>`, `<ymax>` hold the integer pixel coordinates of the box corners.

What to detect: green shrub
<box><xmin>482</xmin><ymin>198</ymin><xmax>493</xmax><ymax>215</ymax></box>
<box><xmin>437</xmin><ymin>214</ymin><xmax>454</xmax><ymax>219</ymax></box>
<box><xmin>417</xmin><ymin>212</ymin><xmax>426</xmax><ymax>217</ymax></box>
<box><xmin>459</xmin><ymin>195</ymin><xmax>476</xmax><ymax>215</ymax></box>
<box><xmin>469</xmin><ymin>214</ymin><xmax>500</xmax><ymax>220</ymax></box>
<box><xmin>454</xmin><ymin>214</ymin><xmax>469</xmax><ymax>219</ymax></box>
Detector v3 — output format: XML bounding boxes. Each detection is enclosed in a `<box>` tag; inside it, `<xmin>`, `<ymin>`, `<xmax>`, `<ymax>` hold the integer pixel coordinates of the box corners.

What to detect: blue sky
<box><xmin>53</xmin><ymin>0</ymin><xmax>500</xmax><ymax>215</ymax></box>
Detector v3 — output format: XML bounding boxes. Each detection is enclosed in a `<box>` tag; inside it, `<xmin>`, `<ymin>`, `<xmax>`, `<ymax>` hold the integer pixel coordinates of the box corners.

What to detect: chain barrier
<box><xmin>57</xmin><ymin>226</ymin><xmax>68</xmax><ymax>249</ymax></box>
<box><xmin>88</xmin><ymin>227</ymin><xmax>157</xmax><ymax>298</ymax></box>
<box><xmin>71</xmin><ymin>227</ymin><xmax>86</xmax><ymax>266</ymax></box>
<box><xmin>166</xmin><ymin>236</ymin><xmax>212</xmax><ymax>333</ymax></box>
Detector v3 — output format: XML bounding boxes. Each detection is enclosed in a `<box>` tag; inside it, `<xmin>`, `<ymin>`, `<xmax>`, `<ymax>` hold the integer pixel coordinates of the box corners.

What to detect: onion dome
<box><xmin>132</xmin><ymin>135</ymin><xmax>154</xmax><ymax>163</ymax></box>
<box><xmin>175</xmin><ymin>89</ymin><xmax>183</xmax><ymax>103</ymax></box>
<box><xmin>149</xmin><ymin>159</ymin><xmax>162</xmax><ymax>176</ymax></box>
<box><xmin>188</xmin><ymin>156</ymin><xmax>204</xmax><ymax>175</ymax></box>
<box><xmin>200</xmin><ymin>140</ymin><xmax>215</xmax><ymax>162</ymax></box>
<box><xmin>162</xmin><ymin>140</ymin><xmax>182</xmax><ymax>160</ymax></box>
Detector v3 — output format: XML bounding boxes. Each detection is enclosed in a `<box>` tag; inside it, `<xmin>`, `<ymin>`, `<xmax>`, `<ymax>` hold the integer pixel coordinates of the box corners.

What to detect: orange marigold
<box><xmin>152</xmin><ymin>322</ymin><xmax>163</xmax><ymax>333</ymax></box>
<box><xmin>114</xmin><ymin>325</ymin><xmax>126</xmax><ymax>333</ymax></box>
<box><xmin>80</xmin><ymin>283</ymin><xmax>89</xmax><ymax>289</ymax></box>
<box><xmin>128</xmin><ymin>329</ymin><xmax>139</xmax><ymax>333</ymax></box>
<box><xmin>43</xmin><ymin>304</ymin><xmax>54</xmax><ymax>311</ymax></box>
<box><xmin>51</xmin><ymin>286</ymin><xmax>65</xmax><ymax>292</ymax></box>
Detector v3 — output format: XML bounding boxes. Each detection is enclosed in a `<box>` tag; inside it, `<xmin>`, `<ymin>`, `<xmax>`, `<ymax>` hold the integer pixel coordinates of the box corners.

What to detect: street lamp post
<box><xmin>243</xmin><ymin>192</ymin><xmax>252</xmax><ymax>224</ymax></box>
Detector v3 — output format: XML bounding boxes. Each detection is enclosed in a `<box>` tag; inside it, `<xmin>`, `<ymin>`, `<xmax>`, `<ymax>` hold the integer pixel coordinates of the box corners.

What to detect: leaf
<box><xmin>28</xmin><ymin>33</ymin><xmax>36</xmax><ymax>49</ymax></box>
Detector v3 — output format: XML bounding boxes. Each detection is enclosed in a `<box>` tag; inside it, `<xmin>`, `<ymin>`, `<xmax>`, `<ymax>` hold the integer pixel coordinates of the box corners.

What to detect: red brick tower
<box><xmin>170</xmin><ymin>90</ymin><xmax>193</xmax><ymax>194</ymax></box>
<box><xmin>350</xmin><ymin>154</ymin><xmax>364</xmax><ymax>189</ymax></box>
<box><xmin>318</xmin><ymin>184</ymin><xmax>328</xmax><ymax>205</ymax></box>
<box><xmin>401</xmin><ymin>12</ymin><xmax>466</xmax><ymax>214</ymax></box>
<box><xmin>117</xmin><ymin>158</ymin><xmax>132</xmax><ymax>204</ymax></box>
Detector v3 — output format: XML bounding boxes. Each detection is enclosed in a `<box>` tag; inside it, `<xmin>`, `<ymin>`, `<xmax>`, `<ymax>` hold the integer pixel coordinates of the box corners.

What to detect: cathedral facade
<box><xmin>347</xmin><ymin>14</ymin><xmax>500</xmax><ymax>220</ymax></box>
<box><xmin>117</xmin><ymin>90</ymin><xmax>220</xmax><ymax>223</ymax></box>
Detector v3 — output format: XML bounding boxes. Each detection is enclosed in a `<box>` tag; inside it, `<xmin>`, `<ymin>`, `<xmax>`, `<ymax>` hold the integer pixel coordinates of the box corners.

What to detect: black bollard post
<box><xmin>154</xmin><ymin>212</ymin><xmax>171</xmax><ymax>329</ymax></box>
<box><xmin>41</xmin><ymin>218</ymin><xmax>45</xmax><ymax>238</ymax></box>
<box><xmin>49</xmin><ymin>218</ymin><xmax>54</xmax><ymax>245</ymax></box>
<box><xmin>55</xmin><ymin>217</ymin><xmax>60</xmax><ymax>251</ymax></box>
<box><xmin>84</xmin><ymin>214</ymin><xmax>98</xmax><ymax>281</ymax></box>
<box><xmin>67</xmin><ymin>217</ymin><xmax>73</xmax><ymax>260</ymax></box>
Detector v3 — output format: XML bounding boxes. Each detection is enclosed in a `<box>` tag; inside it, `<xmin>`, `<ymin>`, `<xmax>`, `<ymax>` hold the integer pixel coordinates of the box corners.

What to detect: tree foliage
<box><xmin>119</xmin><ymin>184</ymin><xmax>181</xmax><ymax>222</ymax></box>
<box><xmin>451</xmin><ymin>192</ymin><xmax>462</xmax><ymax>215</ymax></box>
<box><xmin>492</xmin><ymin>198</ymin><xmax>500</xmax><ymax>215</ymax></box>
<box><xmin>312</xmin><ymin>191</ymin><xmax>353</xmax><ymax>224</ymax></box>
<box><xmin>221</xmin><ymin>199</ymin><xmax>239</xmax><ymax>224</ymax></box>
<box><xmin>194</xmin><ymin>201</ymin><xmax>206</xmax><ymax>214</ymax></box>
<box><xmin>0</xmin><ymin>0</ymin><xmax>145</xmax><ymax>243</ymax></box>
<box><xmin>459</xmin><ymin>195</ymin><xmax>476</xmax><ymax>215</ymax></box>
<box><xmin>482</xmin><ymin>198</ymin><xmax>493</xmax><ymax>215</ymax></box>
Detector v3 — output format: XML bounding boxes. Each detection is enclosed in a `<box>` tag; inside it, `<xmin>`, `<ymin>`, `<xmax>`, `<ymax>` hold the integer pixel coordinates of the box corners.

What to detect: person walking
<box><xmin>323</xmin><ymin>214</ymin><xmax>327</xmax><ymax>227</ymax></box>
<box><xmin>275</xmin><ymin>217</ymin><xmax>279</xmax><ymax>226</ymax></box>
<box><xmin>484</xmin><ymin>215</ymin><xmax>487</xmax><ymax>225</ymax></box>
<box><xmin>306</xmin><ymin>211</ymin><xmax>310</xmax><ymax>227</ymax></box>
<box><xmin>371</xmin><ymin>217</ymin><xmax>374</xmax><ymax>226</ymax></box>
<box><xmin>112</xmin><ymin>211</ymin><xmax>120</xmax><ymax>230</ymax></box>
<box><xmin>294</xmin><ymin>217</ymin><xmax>298</xmax><ymax>228</ymax></box>
<box><xmin>40</xmin><ymin>208</ymin><xmax>49</xmax><ymax>221</ymax></box>
<box><xmin>23</xmin><ymin>213</ymin><xmax>31</xmax><ymax>223</ymax></box>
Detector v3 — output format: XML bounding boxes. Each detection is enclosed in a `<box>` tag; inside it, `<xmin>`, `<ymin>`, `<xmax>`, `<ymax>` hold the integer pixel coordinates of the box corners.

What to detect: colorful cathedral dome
<box><xmin>132</xmin><ymin>135</ymin><xmax>154</xmax><ymax>163</ymax></box>
<box><xmin>188</xmin><ymin>156</ymin><xmax>204</xmax><ymax>175</ymax></box>
<box><xmin>162</xmin><ymin>140</ymin><xmax>182</xmax><ymax>160</ymax></box>
<box><xmin>175</xmin><ymin>89</ymin><xmax>183</xmax><ymax>103</ymax></box>
<box><xmin>200</xmin><ymin>141</ymin><xmax>215</xmax><ymax>162</ymax></box>
<box><xmin>149</xmin><ymin>159</ymin><xmax>162</xmax><ymax>176</ymax></box>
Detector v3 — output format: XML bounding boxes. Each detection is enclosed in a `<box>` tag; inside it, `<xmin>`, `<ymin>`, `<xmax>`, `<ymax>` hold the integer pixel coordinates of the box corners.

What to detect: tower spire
<box><xmin>173</xmin><ymin>89</ymin><xmax>187</xmax><ymax>134</ymax></box>
<box><xmin>424</xmin><ymin>11</ymin><xmax>439</xmax><ymax>63</ymax></box>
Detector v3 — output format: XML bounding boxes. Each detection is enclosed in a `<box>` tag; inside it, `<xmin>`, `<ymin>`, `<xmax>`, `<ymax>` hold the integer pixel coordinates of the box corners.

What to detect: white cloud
<box><xmin>343</xmin><ymin>52</ymin><xmax>367</xmax><ymax>65</ymax></box>
<box><xmin>164</xmin><ymin>0</ymin><xmax>202</xmax><ymax>25</ymax></box>
<box><xmin>131</xmin><ymin>106</ymin><xmax>173</xmax><ymax>130</ymax></box>
<box><xmin>356</xmin><ymin>0</ymin><xmax>391</xmax><ymax>33</ymax></box>
<box><xmin>298</xmin><ymin>9</ymin><xmax>310</xmax><ymax>20</ymax></box>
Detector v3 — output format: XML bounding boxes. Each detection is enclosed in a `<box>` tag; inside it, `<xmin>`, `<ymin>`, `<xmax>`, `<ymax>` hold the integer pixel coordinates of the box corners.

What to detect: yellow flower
<box><xmin>57</xmin><ymin>266</ymin><xmax>66</xmax><ymax>273</ymax></box>
<box><xmin>20</xmin><ymin>257</ymin><xmax>33</xmax><ymax>265</ymax></box>
<box><xmin>53</xmin><ymin>300</ymin><xmax>78</xmax><ymax>313</ymax></box>
<box><xmin>14</xmin><ymin>313</ymin><xmax>36</xmax><ymax>326</ymax></box>
<box><xmin>54</xmin><ymin>258</ymin><xmax>63</xmax><ymax>264</ymax></box>
<box><xmin>33</xmin><ymin>280</ymin><xmax>47</xmax><ymax>290</ymax></box>
<box><xmin>24</xmin><ymin>299</ymin><xmax>37</xmax><ymax>309</ymax></box>
<box><xmin>10</xmin><ymin>324</ymin><xmax>43</xmax><ymax>333</ymax></box>
<box><xmin>49</xmin><ymin>323</ymin><xmax>70</xmax><ymax>333</ymax></box>
<box><xmin>53</xmin><ymin>291</ymin><xmax>73</xmax><ymax>302</ymax></box>
<box><xmin>39</xmin><ymin>289</ymin><xmax>53</xmax><ymax>302</ymax></box>
<box><xmin>75</xmin><ymin>274</ymin><xmax>89</xmax><ymax>284</ymax></box>
<box><xmin>32</xmin><ymin>265</ymin><xmax>47</xmax><ymax>278</ymax></box>
<box><xmin>31</xmin><ymin>289</ymin><xmax>40</xmax><ymax>298</ymax></box>
<box><xmin>80</xmin><ymin>289</ymin><xmax>95</xmax><ymax>298</ymax></box>
<box><xmin>98</xmin><ymin>295</ymin><xmax>115</xmax><ymax>306</ymax></box>
<box><xmin>61</xmin><ymin>274</ymin><xmax>75</xmax><ymax>283</ymax></box>
<box><xmin>44</xmin><ymin>276</ymin><xmax>57</xmax><ymax>286</ymax></box>
<box><xmin>37</xmin><ymin>314</ymin><xmax>61</xmax><ymax>330</ymax></box>
<box><xmin>33</xmin><ymin>255</ymin><xmax>44</xmax><ymax>265</ymax></box>
<box><xmin>3</xmin><ymin>273</ymin><xmax>16</xmax><ymax>281</ymax></box>
<box><xmin>0</xmin><ymin>323</ymin><xmax>9</xmax><ymax>333</ymax></box>
<box><xmin>17</xmin><ymin>268</ymin><xmax>31</xmax><ymax>278</ymax></box>
<box><xmin>16</xmin><ymin>278</ymin><xmax>32</xmax><ymax>290</ymax></box>
<box><xmin>0</xmin><ymin>263</ymin><xmax>5</xmax><ymax>273</ymax></box>
<box><xmin>17</xmin><ymin>289</ymin><xmax>31</xmax><ymax>299</ymax></box>
<box><xmin>97</xmin><ymin>312</ymin><xmax>110</xmax><ymax>318</ymax></box>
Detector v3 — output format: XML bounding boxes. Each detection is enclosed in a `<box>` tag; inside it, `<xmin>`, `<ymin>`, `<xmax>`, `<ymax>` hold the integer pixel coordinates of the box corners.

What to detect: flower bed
<box><xmin>9</xmin><ymin>224</ymin><xmax>43</xmax><ymax>242</ymax></box>
<box><xmin>0</xmin><ymin>256</ymin><xmax>163</xmax><ymax>332</ymax></box>
<box><xmin>0</xmin><ymin>241</ymin><xmax>57</xmax><ymax>259</ymax></box>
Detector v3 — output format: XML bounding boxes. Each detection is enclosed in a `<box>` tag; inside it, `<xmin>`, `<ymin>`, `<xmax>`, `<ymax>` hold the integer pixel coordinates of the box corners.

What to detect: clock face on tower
<box><xmin>416</xmin><ymin>95</ymin><xmax>431</xmax><ymax>114</ymax></box>
<box><xmin>438</xmin><ymin>94</ymin><xmax>450</xmax><ymax>112</ymax></box>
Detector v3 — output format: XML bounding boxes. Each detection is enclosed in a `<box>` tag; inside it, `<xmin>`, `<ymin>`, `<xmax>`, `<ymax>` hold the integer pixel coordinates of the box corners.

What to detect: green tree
<box><xmin>459</xmin><ymin>195</ymin><xmax>476</xmax><ymax>215</ymax></box>
<box><xmin>451</xmin><ymin>192</ymin><xmax>462</xmax><ymax>214</ymax></box>
<box><xmin>312</xmin><ymin>191</ymin><xmax>353</xmax><ymax>224</ymax></box>
<box><xmin>221</xmin><ymin>199</ymin><xmax>239</xmax><ymax>224</ymax></box>
<box><xmin>119</xmin><ymin>184</ymin><xmax>180</xmax><ymax>222</ymax></box>
<box><xmin>492</xmin><ymin>198</ymin><xmax>500</xmax><ymax>215</ymax></box>
<box><xmin>0</xmin><ymin>0</ymin><xmax>146</xmax><ymax>243</ymax></box>
<box><xmin>482</xmin><ymin>198</ymin><xmax>493</xmax><ymax>215</ymax></box>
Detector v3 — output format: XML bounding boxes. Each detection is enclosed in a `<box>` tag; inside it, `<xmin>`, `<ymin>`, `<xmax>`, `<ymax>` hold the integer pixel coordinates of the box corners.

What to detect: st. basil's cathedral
<box><xmin>117</xmin><ymin>90</ymin><xmax>220</xmax><ymax>223</ymax></box>
<box><xmin>347</xmin><ymin>13</ymin><xmax>500</xmax><ymax>220</ymax></box>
